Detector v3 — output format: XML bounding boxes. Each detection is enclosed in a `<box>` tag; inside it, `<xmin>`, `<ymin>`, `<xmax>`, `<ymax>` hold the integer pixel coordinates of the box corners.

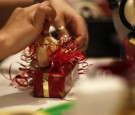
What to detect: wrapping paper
<box><xmin>8</xmin><ymin>35</ymin><xmax>86</xmax><ymax>98</ymax></box>
<box><xmin>33</xmin><ymin>64</ymin><xmax>79</xmax><ymax>98</ymax></box>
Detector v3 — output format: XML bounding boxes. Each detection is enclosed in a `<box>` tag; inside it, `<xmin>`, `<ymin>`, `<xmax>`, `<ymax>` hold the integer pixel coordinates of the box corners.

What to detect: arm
<box><xmin>0</xmin><ymin>0</ymin><xmax>34</xmax><ymax>28</ymax></box>
<box><xmin>0</xmin><ymin>1</ymin><xmax>56</xmax><ymax>60</ymax></box>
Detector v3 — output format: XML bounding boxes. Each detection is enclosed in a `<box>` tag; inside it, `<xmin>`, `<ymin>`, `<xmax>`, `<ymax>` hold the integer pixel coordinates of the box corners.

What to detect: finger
<box><xmin>69</xmin><ymin>15</ymin><xmax>89</xmax><ymax>52</ymax></box>
<box><xmin>42</xmin><ymin>21</ymin><xmax>51</xmax><ymax>35</ymax></box>
<box><xmin>43</xmin><ymin>6</ymin><xmax>56</xmax><ymax>33</ymax></box>
<box><xmin>25</xmin><ymin>0</ymin><xmax>50</xmax><ymax>11</ymax></box>
<box><xmin>76</xmin><ymin>36</ymin><xmax>88</xmax><ymax>52</ymax></box>
<box><xmin>41</xmin><ymin>1</ymin><xmax>56</xmax><ymax>24</ymax></box>
<box><xmin>53</xmin><ymin>17</ymin><xmax>69</xmax><ymax>38</ymax></box>
<box><xmin>34</xmin><ymin>4</ymin><xmax>56</xmax><ymax>26</ymax></box>
<box><xmin>42</xmin><ymin>11</ymin><xmax>56</xmax><ymax>35</ymax></box>
<box><xmin>57</xmin><ymin>26</ymin><xmax>69</xmax><ymax>38</ymax></box>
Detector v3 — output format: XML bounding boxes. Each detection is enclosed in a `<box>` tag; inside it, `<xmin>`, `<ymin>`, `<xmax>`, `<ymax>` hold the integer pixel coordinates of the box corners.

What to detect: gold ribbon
<box><xmin>43</xmin><ymin>73</ymin><xmax>49</xmax><ymax>97</ymax></box>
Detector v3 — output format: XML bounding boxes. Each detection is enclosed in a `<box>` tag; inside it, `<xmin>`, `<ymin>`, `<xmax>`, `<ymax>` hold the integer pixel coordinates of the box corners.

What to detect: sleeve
<box><xmin>107</xmin><ymin>0</ymin><xmax>118</xmax><ymax>9</ymax></box>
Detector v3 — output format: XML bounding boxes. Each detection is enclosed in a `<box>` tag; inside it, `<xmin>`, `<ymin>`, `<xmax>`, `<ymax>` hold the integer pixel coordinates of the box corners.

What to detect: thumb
<box><xmin>34</xmin><ymin>6</ymin><xmax>46</xmax><ymax>26</ymax></box>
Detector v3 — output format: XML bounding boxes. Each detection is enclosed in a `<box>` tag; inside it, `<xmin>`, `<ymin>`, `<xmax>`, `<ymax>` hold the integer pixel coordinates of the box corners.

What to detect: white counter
<box><xmin>0</xmin><ymin>52</ymin><xmax>121</xmax><ymax>113</ymax></box>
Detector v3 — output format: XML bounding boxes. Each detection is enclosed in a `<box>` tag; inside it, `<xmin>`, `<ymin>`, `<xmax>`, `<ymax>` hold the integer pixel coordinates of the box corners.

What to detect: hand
<box><xmin>50</xmin><ymin>0</ymin><xmax>89</xmax><ymax>52</ymax></box>
<box><xmin>0</xmin><ymin>1</ymin><xmax>56</xmax><ymax>59</ymax></box>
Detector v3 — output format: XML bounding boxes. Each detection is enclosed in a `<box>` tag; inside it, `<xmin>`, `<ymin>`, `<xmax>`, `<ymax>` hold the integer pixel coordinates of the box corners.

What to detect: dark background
<box><xmin>85</xmin><ymin>19</ymin><xmax>121</xmax><ymax>58</ymax></box>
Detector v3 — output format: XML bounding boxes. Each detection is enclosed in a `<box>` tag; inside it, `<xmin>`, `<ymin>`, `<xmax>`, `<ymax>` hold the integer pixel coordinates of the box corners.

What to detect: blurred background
<box><xmin>67</xmin><ymin>0</ymin><xmax>121</xmax><ymax>58</ymax></box>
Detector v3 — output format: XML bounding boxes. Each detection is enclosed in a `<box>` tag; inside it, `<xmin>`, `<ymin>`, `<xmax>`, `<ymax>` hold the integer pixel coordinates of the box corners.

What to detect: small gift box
<box><xmin>30</xmin><ymin>35</ymin><xmax>83</xmax><ymax>98</ymax></box>
<box><xmin>33</xmin><ymin>64</ymin><xmax>79</xmax><ymax>98</ymax></box>
<box><xmin>10</xmin><ymin>34</ymin><xmax>85</xmax><ymax>98</ymax></box>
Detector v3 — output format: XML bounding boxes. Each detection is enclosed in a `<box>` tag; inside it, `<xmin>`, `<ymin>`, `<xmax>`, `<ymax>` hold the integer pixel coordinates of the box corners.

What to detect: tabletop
<box><xmin>0</xmin><ymin>52</ymin><xmax>121</xmax><ymax>114</ymax></box>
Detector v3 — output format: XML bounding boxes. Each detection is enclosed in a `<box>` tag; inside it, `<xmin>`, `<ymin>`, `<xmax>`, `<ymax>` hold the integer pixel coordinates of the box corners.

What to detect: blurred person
<box><xmin>107</xmin><ymin>0</ymin><xmax>130</xmax><ymax>42</ymax></box>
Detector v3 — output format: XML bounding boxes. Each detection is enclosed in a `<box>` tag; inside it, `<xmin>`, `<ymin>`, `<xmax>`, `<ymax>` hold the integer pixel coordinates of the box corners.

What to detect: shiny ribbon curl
<box><xmin>8</xmin><ymin>35</ymin><xmax>89</xmax><ymax>87</ymax></box>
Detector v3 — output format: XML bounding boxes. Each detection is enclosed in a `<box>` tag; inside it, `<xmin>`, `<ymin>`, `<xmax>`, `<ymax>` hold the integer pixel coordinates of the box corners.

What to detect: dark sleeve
<box><xmin>107</xmin><ymin>0</ymin><xmax>118</xmax><ymax>9</ymax></box>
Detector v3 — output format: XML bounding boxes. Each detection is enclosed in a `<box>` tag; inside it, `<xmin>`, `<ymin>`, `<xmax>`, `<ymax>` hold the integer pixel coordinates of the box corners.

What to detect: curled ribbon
<box><xmin>6</xmin><ymin>35</ymin><xmax>89</xmax><ymax>88</ymax></box>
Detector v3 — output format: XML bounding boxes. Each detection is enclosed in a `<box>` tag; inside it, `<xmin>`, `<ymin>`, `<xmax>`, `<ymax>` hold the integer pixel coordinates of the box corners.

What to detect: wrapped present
<box><xmin>10</xmin><ymin>33</ymin><xmax>85</xmax><ymax>98</ymax></box>
<box><xmin>33</xmin><ymin>64</ymin><xmax>79</xmax><ymax>98</ymax></box>
<box><xmin>30</xmin><ymin>34</ymin><xmax>84</xmax><ymax>98</ymax></box>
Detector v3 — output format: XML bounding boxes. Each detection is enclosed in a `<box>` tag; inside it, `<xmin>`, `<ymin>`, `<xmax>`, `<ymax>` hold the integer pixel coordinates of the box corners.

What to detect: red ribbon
<box><xmin>9</xmin><ymin>35</ymin><xmax>87</xmax><ymax>88</ymax></box>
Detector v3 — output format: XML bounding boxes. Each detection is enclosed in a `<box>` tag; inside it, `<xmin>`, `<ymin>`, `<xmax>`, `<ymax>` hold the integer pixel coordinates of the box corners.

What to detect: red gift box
<box><xmin>9</xmin><ymin>36</ymin><xmax>85</xmax><ymax>98</ymax></box>
<box><xmin>33</xmin><ymin>64</ymin><xmax>79</xmax><ymax>98</ymax></box>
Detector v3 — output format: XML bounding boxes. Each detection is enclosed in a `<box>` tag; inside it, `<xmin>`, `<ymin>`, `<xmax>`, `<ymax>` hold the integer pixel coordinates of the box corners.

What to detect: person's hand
<box><xmin>50</xmin><ymin>0</ymin><xmax>89</xmax><ymax>52</ymax></box>
<box><xmin>0</xmin><ymin>1</ymin><xmax>56</xmax><ymax>59</ymax></box>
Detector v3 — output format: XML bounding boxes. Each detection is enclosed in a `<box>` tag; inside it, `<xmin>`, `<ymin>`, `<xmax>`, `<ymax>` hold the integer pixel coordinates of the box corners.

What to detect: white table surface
<box><xmin>0</xmin><ymin>52</ymin><xmax>117</xmax><ymax>112</ymax></box>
